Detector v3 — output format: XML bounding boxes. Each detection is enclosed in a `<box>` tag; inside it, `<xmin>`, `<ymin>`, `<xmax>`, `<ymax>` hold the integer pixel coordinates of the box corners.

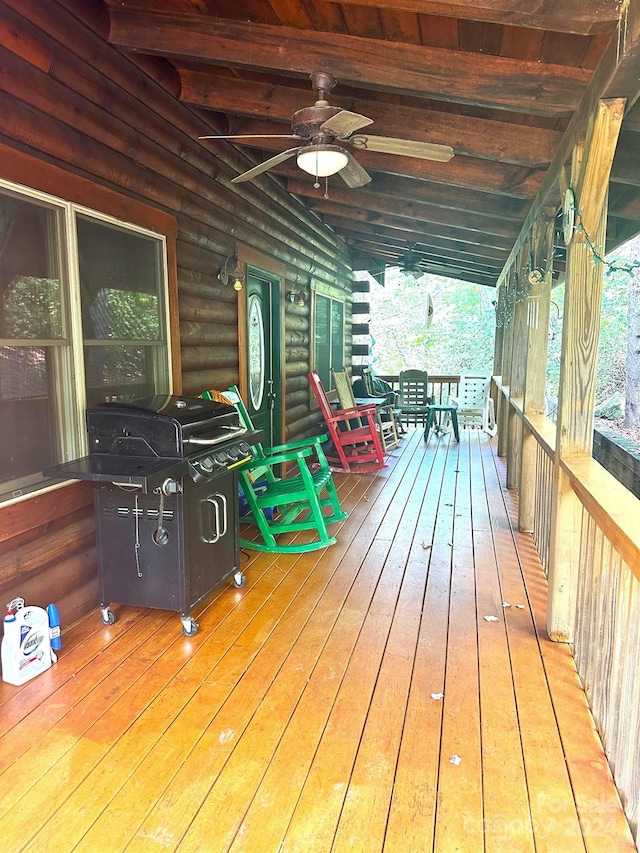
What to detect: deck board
<box><xmin>471</xmin><ymin>439</ymin><xmax>535</xmax><ymax>853</ymax></box>
<box><xmin>0</xmin><ymin>430</ymin><xmax>634</xmax><ymax>852</ymax></box>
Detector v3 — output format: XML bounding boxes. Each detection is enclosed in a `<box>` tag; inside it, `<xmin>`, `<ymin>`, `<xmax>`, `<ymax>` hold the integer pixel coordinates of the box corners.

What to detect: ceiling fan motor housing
<box><xmin>292</xmin><ymin>105</ymin><xmax>342</xmax><ymax>138</ymax></box>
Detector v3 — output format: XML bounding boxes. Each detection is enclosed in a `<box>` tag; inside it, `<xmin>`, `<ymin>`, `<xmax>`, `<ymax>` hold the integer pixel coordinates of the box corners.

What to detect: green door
<box><xmin>246</xmin><ymin>270</ymin><xmax>281</xmax><ymax>447</ymax></box>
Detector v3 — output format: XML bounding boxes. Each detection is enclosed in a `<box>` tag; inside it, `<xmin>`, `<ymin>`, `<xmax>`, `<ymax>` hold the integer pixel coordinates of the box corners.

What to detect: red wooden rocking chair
<box><xmin>308</xmin><ymin>370</ymin><xmax>386</xmax><ymax>473</ymax></box>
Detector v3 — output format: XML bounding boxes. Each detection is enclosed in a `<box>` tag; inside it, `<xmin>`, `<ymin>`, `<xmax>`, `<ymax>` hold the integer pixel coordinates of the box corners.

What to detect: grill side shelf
<box><xmin>43</xmin><ymin>455</ymin><xmax>186</xmax><ymax>493</ymax></box>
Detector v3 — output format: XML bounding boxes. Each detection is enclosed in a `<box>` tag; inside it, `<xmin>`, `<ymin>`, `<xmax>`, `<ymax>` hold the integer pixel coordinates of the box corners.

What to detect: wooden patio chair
<box><xmin>308</xmin><ymin>370</ymin><xmax>386</xmax><ymax>473</ymax></box>
<box><xmin>332</xmin><ymin>366</ymin><xmax>400</xmax><ymax>452</ymax></box>
<box><xmin>449</xmin><ymin>371</ymin><xmax>497</xmax><ymax>435</ymax></box>
<box><xmin>398</xmin><ymin>369</ymin><xmax>432</xmax><ymax>426</ymax></box>
<box><xmin>220</xmin><ymin>386</ymin><xmax>348</xmax><ymax>553</ymax></box>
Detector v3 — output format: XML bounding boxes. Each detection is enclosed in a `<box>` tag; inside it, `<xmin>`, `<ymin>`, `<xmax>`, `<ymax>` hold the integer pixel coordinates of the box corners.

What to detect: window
<box><xmin>0</xmin><ymin>181</ymin><xmax>171</xmax><ymax>505</ymax></box>
<box><xmin>314</xmin><ymin>293</ymin><xmax>344</xmax><ymax>388</ymax></box>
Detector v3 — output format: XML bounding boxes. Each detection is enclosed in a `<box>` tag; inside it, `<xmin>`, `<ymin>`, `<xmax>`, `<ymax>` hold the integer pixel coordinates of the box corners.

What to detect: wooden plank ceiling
<box><xmin>103</xmin><ymin>0</ymin><xmax>639</xmax><ymax>287</ymax></box>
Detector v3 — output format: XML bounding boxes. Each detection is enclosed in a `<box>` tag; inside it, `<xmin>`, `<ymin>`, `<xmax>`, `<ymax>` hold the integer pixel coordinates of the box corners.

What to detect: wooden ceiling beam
<box><xmin>108</xmin><ymin>9</ymin><xmax>590</xmax><ymax>115</ymax></box>
<box><xmin>325</xmin><ymin>218</ymin><xmax>510</xmax><ymax>265</ymax></box>
<box><xmin>313</xmin><ymin>199</ymin><xmax>513</xmax><ymax>254</ymax></box>
<box><xmin>610</xmin><ymin>131</ymin><xmax>640</xmax><ymax>186</ymax></box>
<box><xmin>607</xmin><ymin>186</ymin><xmax>640</xmax><ymax>221</ymax></box>
<box><xmin>623</xmin><ymin>99</ymin><xmax>640</xmax><ymax>130</ymax></box>
<box><xmin>287</xmin><ymin>178</ymin><xmax>520</xmax><ymax>236</ymax></box>
<box><xmin>306</xmin><ymin>196</ymin><xmax>513</xmax><ymax>243</ymax></box>
<box><xmin>179</xmin><ymin>68</ymin><xmax>561</xmax><ymax>167</ymax></box>
<box><xmin>317</xmin><ymin>0</ymin><xmax>619</xmax><ymax>36</ymax></box>
<box><xmin>349</xmin><ymin>236</ymin><xmax>503</xmax><ymax>276</ymax></box>
<box><xmin>224</xmin><ymin>129</ymin><xmax>544</xmax><ymax>198</ymax></box>
<box><xmin>354</xmin><ymin>173</ymin><xmax>531</xmax><ymax>219</ymax></box>
<box><xmin>363</xmin><ymin>254</ymin><xmax>497</xmax><ymax>286</ymax></box>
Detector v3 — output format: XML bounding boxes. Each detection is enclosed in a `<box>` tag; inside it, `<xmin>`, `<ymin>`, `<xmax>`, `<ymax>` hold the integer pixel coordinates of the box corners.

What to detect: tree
<box><xmin>368</xmin><ymin>271</ymin><xmax>495</xmax><ymax>374</ymax></box>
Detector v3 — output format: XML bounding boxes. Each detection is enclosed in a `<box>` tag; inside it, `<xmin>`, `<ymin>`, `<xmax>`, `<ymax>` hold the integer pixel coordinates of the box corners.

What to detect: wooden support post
<box><xmin>547</xmin><ymin>98</ymin><xmax>625</xmax><ymax>643</ymax></box>
<box><xmin>492</xmin><ymin>284</ymin><xmax>506</xmax><ymax>452</ymax></box>
<box><xmin>492</xmin><ymin>284</ymin><xmax>505</xmax><ymax>378</ymax></box>
<box><xmin>519</xmin><ymin>214</ymin><xmax>553</xmax><ymax>531</ymax></box>
<box><xmin>498</xmin><ymin>270</ymin><xmax>514</xmax><ymax>458</ymax></box>
<box><xmin>507</xmin><ymin>244</ymin><xmax>529</xmax><ymax>490</ymax></box>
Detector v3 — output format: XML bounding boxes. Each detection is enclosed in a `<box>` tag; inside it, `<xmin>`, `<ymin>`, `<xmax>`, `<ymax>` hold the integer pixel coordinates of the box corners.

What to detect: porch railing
<box><xmin>494</xmin><ymin>380</ymin><xmax>640</xmax><ymax>845</ymax></box>
<box><xmin>525</xmin><ymin>412</ymin><xmax>556</xmax><ymax>577</ymax></box>
<box><xmin>377</xmin><ymin>373</ymin><xmax>460</xmax><ymax>404</ymax></box>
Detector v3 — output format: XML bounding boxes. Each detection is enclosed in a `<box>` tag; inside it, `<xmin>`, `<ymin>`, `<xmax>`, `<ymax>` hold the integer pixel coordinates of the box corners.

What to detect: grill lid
<box><xmin>87</xmin><ymin>395</ymin><xmax>241</xmax><ymax>458</ymax></box>
<box><xmin>92</xmin><ymin>395</ymin><xmax>235</xmax><ymax>424</ymax></box>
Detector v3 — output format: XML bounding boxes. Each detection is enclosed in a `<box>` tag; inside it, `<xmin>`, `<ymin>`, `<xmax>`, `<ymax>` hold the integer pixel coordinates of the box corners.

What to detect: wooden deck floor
<box><xmin>0</xmin><ymin>429</ymin><xmax>635</xmax><ymax>852</ymax></box>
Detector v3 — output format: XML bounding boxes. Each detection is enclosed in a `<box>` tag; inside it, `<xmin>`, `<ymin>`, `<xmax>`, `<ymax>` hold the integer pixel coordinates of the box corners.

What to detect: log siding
<box><xmin>0</xmin><ymin>0</ymin><xmax>353</xmax><ymax>624</ymax></box>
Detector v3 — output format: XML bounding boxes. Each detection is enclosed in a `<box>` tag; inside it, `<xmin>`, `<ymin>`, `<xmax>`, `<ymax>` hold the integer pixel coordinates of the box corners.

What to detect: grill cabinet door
<box><xmin>183</xmin><ymin>470</ymin><xmax>239</xmax><ymax>611</ymax></box>
<box><xmin>95</xmin><ymin>486</ymin><xmax>184</xmax><ymax>612</ymax></box>
<box><xmin>94</xmin><ymin>470</ymin><xmax>239</xmax><ymax>617</ymax></box>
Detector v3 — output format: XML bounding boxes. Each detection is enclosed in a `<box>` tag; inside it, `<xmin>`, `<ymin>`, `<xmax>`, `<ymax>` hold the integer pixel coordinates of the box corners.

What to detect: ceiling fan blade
<box><xmin>351</xmin><ymin>135</ymin><xmax>454</xmax><ymax>162</ymax></box>
<box><xmin>199</xmin><ymin>134</ymin><xmax>298</xmax><ymax>140</ymax></box>
<box><xmin>338</xmin><ymin>152</ymin><xmax>372</xmax><ymax>188</ymax></box>
<box><xmin>231</xmin><ymin>147</ymin><xmax>303</xmax><ymax>183</ymax></box>
<box><xmin>320</xmin><ymin>110</ymin><xmax>373</xmax><ymax>137</ymax></box>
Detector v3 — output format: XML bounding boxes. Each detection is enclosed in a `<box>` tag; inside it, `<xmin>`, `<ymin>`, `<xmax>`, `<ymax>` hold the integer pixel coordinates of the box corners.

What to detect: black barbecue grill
<box><xmin>44</xmin><ymin>395</ymin><xmax>259</xmax><ymax>635</ymax></box>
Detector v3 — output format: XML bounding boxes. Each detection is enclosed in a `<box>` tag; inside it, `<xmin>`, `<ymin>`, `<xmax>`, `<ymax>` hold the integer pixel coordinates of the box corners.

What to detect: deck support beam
<box><xmin>506</xmin><ymin>244</ymin><xmax>529</xmax><ymax>490</ymax></box>
<box><xmin>519</xmin><ymin>213</ymin><xmax>554</xmax><ymax>532</ymax></box>
<box><xmin>497</xmin><ymin>272</ymin><xmax>514</xmax><ymax>458</ymax></box>
<box><xmin>546</xmin><ymin>98</ymin><xmax>625</xmax><ymax>643</ymax></box>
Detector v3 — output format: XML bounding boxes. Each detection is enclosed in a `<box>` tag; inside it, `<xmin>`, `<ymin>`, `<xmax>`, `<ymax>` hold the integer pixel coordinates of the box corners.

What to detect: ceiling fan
<box><xmin>370</xmin><ymin>243</ymin><xmax>428</xmax><ymax>285</ymax></box>
<box><xmin>199</xmin><ymin>71</ymin><xmax>454</xmax><ymax>188</ymax></box>
<box><xmin>397</xmin><ymin>243</ymin><xmax>426</xmax><ymax>278</ymax></box>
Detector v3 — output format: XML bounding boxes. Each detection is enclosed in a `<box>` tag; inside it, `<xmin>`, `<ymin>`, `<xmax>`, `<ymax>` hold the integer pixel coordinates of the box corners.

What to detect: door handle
<box><xmin>203</xmin><ymin>496</ymin><xmax>221</xmax><ymax>543</ymax></box>
<box><xmin>202</xmin><ymin>493</ymin><xmax>228</xmax><ymax>543</ymax></box>
<box><xmin>267</xmin><ymin>378</ymin><xmax>276</xmax><ymax>410</ymax></box>
<box><xmin>216</xmin><ymin>492</ymin><xmax>228</xmax><ymax>538</ymax></box>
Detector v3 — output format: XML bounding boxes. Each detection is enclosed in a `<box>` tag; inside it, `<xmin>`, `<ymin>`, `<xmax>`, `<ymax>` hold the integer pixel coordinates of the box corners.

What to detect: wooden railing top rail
<box><xmin>524</xmin><ymin>414</ymin><xmax>557</xmax><ymax>458</ymax></box>
<box><xmin>493</xmin><ymin>378</ymin><xmax>557</xmax><ymax>458</ymax></box>
<box><xmin>495</xmin><ymin>379</ymin><xmax>640</xmax><ymax>583</ymax></box>
<box><xmin>562</xmin><ymin>455</ymin><xmax>640</xmax><ymax>584</ymax></box>
<box><xmin>377</xmin><ymin>374</ymin><xmax>460</xmax><ymax>385</ymax></box>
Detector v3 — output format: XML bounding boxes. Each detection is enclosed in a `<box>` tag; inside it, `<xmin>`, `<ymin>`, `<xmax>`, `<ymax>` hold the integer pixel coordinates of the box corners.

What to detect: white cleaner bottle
<box><xmin>1</xmin><ymin>597</ymin><xmax>54</xmax><ymax>685</ymax></box>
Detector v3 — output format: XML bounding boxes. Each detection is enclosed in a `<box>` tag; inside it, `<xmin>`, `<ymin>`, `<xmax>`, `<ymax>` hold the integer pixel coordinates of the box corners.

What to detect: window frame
<box><xmin>313</xmin><ymin>291</ymin><xmax>345</xmax><ymax>391</ymax></box>
<box><xmin>0</xmin><ymin>146</ymin><xmax>179</xmax><ymax>509</ymax></box>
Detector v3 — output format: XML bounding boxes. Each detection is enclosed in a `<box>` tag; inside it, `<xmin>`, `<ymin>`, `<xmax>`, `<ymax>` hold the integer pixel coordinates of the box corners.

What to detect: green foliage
<box><xmin>368</xmin><ymin>271</ymin><xmax>495</xmax><ymax>374</ymax></box>
<box><xmin>4</xmin><ymin>276</ymin><xmax>62</xmax><ymax>339</ymax></box>
<box><xmin>546</xmin><ymin>235</ymin><xmax>636</xmax><ymax>404</ymax></box>
<box><xmin>365</xmin><ymin>236</ymin><xmax>635</xmax><ymax>413</ymax></box>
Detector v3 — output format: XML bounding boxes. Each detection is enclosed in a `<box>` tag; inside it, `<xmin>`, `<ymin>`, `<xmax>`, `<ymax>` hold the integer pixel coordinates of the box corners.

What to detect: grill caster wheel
<box><xmin>233</xmin><ymin>571</ymin><xmax>246</xmax><ymax>589</ymax></box>
<box><xmin>101</xmin><ymin>607</ymin><xmax>115</xmax><ymax>626</ymax></box>
<box><xmin>181</xmin><ymin>617</ymin><xmax>198</xmax><ymax>637</ymax></box>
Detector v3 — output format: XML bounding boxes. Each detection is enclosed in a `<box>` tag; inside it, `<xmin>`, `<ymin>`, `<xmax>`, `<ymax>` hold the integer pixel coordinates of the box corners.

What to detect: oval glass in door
<box><xmin>245</xmin><ymin>269</ymin><xmax>281</xmax><ymax>450</ymax></box>
<box><xmin>248</xmin><ymin>293</ymin><xmax>265</xmax><ymax>411</ymax></box>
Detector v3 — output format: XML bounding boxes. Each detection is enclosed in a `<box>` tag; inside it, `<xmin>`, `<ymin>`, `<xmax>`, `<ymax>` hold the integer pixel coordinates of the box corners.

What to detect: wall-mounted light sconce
<box><xmin>287</xmin><ymin>289</ymin><xmax>309</xmax><ymax>307</ymax></box>
<box><xmin>218</xmin><ymin>253</ymin><xmax>244</xmax><ymax>291</ymax></box>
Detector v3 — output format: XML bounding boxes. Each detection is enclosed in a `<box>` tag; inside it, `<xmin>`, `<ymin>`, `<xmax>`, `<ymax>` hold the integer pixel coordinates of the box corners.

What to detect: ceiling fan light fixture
<box><xmin>297</xmin><ymin>144</ymin><xmax>349</xmax><ymax>177</ymax></box>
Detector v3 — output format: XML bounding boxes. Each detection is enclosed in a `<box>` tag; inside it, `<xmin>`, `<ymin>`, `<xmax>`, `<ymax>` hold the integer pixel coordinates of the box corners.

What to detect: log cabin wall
<box><xmin>0</xmin><ymin>0</ymin><xmax>354</xmax><ymax>625</ymax></box>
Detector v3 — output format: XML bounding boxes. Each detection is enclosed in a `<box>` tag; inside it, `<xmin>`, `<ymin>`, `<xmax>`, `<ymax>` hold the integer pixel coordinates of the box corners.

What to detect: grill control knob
<box><xmin>199</xmin><ymin>456</ymin><xmax>214</xmax><ymax>473</ymax></box>
<box><xmin>214</xmin><ymin>450</ymin><xmax>230</xmax><ymax>465</ymax></box>
<box><xmin>238</xmin><ymin>441</ymin><xmax>251</xmax><ymax>456</ymax></box>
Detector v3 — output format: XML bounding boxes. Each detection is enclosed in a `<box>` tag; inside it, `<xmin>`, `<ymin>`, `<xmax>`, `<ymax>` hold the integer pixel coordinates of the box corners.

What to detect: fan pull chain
<box><xmin>324</xmin><ymin>176</ymin><xmax>330</xmax><ymax>199</ymax></box>
<box><xmin>313</xmin><ymin>147</ymin><xmax>320</xmax><ymax>188</ymax></box>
